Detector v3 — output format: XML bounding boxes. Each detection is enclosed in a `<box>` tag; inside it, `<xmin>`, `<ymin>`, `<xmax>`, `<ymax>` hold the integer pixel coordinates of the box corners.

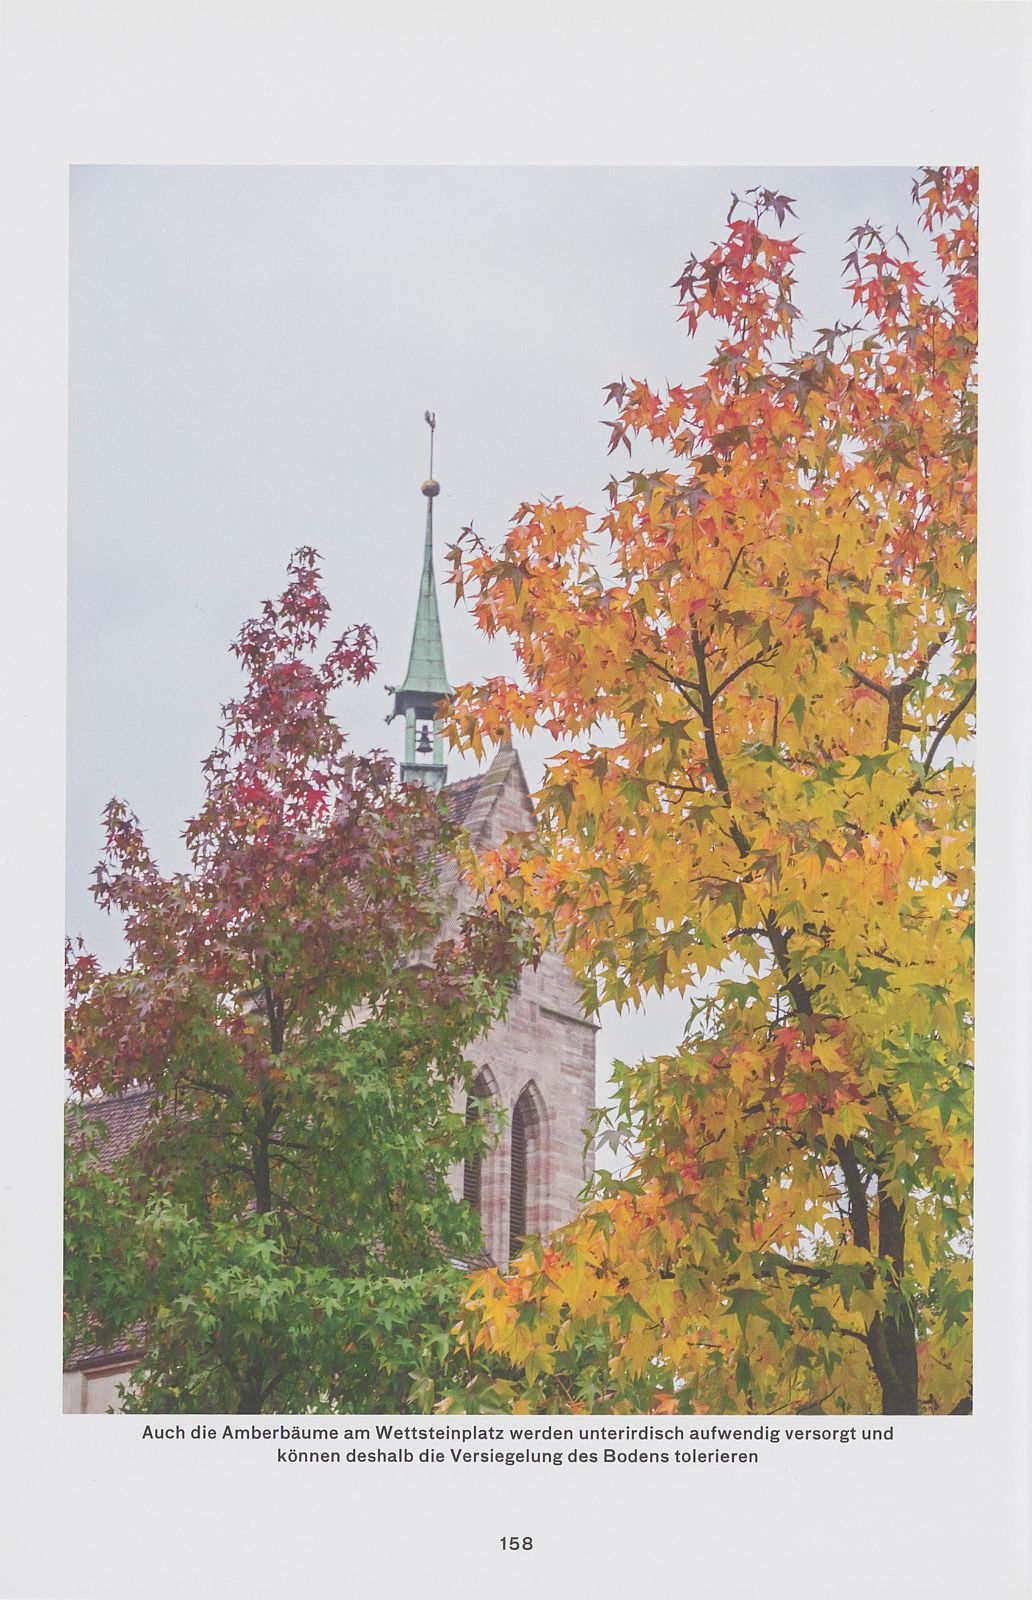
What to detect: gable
<box><xmin>443</xmin><ymin>744</ymin><xmax>534</xmax><ymax>850</ymax></box>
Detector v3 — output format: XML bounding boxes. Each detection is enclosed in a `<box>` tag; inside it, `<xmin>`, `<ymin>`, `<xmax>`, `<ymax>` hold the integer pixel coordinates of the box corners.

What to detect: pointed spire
<box><xmin>397</xmin><ymin>478</ymin><xmax>450</xmax><ymax>702</ymax></box>
<box><xmin>390</xmin><ymin>413</ymin><xmax>452</xmax><ymax>791</ymax></box>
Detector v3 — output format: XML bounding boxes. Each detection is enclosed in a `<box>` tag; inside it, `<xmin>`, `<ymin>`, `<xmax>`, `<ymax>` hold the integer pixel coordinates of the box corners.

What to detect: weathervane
<box><xmin>423</xmin><ymin>410</ymin><xmax>437</xmax><ymax>492</ymax></box>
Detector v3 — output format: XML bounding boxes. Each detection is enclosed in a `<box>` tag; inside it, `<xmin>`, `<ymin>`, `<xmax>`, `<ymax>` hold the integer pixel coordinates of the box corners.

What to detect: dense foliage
<box><xmin>443</xmin><ymin>169</ymin><xmax>976</xmax><ymax>1415</ymax></box>
<box><xmin>66</xmin><ymin>550</ymin><xmax>526</xmax><ymax>1412</ymax></box>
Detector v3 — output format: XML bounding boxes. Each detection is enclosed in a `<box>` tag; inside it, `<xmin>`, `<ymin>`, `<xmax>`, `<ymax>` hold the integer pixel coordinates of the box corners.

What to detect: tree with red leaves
<box><xmin>66</xmin><ymin>549</ymin><xmax>527</xmax><ymax>1413</ymax></box>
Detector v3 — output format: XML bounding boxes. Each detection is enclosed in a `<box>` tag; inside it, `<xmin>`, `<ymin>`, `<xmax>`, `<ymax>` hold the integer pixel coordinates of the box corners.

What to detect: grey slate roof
<box><xmin>443</xmin><ymin>773</ymin><xmax>486</xmax><ymax>827</ymax></box>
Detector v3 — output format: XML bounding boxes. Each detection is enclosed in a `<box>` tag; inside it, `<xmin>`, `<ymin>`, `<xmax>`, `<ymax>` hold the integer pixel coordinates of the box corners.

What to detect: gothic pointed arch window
<box><xmin>509</xmin><ymin>1084</ymin><xmax>546</xmax><ymax>1262</ymax></box>
<box><xmin>463</xmin><ymin>1073</ymin><xmax>489</xmax><ymax>1216</ymax></box>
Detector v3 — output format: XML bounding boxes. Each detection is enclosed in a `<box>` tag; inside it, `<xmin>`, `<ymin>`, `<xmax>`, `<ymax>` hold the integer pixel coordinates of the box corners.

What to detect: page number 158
<box><xmin>500</xmin><ymin>1537</ymin><xmax>534</xmax><ymax>1551</ymax></box>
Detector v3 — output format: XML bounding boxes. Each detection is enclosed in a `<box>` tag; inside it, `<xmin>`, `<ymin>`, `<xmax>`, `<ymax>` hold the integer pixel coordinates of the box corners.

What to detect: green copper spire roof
<box><xmin>396</xmin><ymin>481</ymin><xmax>451</xmax><ymax>701</ymax></box>
<box><xmin>389</xmin><ymin>415</ymin><xmax>453</xmax><ymax>791</ymax></box>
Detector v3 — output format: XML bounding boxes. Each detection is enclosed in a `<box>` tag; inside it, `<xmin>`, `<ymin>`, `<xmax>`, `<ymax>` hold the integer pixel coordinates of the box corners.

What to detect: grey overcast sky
<box><xmin>68</xmin><ymin>164</ymin><xmax>929</xmax><ymax>1095</ymax></box>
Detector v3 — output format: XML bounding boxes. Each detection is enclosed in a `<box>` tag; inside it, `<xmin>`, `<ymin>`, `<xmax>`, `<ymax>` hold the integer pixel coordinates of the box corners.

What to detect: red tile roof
<box><xmin>68</xmin><ymin>1086</ymin><xmax>154</xmax><ymax>1167</ymax></box>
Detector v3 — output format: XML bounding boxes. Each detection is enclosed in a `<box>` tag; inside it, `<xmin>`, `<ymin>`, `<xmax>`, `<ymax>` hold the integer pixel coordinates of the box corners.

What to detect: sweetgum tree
<box><xmin>65</xmin><ymin>549</ymin><xmax>526</xmax><ymax>1413</ymax></box>
<box><xmin>443</xmin><ymin>169</ymin><xmax>975</xmax><ymax>1415</ymax></box>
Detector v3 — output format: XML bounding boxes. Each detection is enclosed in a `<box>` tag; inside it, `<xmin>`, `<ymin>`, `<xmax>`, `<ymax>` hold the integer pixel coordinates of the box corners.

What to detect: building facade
<box><xmin>439</xmin><ymin>747</ymin><xmax>597</xmax><ymax>1266</ymax></box>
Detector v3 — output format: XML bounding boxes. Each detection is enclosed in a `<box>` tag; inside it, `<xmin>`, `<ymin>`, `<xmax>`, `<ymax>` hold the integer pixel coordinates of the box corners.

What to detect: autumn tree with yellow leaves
<box><xmin>442</xmin><ymin>169</ymin><xmax>976</xmax><ymax>1416</ymax></box>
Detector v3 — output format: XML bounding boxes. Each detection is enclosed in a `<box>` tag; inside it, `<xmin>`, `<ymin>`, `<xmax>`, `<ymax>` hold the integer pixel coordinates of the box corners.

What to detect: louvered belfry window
<box><xmin>509</xmin><ymin>1093</ymin><xmax>529</xmax><ymax>1260</ymax></box>
<box><xmin>463</xmin><ymin>1078</ymin><xmax>485</xmax><ymax>1213</ymax></box>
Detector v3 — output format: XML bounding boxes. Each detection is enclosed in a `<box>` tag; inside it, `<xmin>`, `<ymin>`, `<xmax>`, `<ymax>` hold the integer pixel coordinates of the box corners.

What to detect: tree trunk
<box><xmin>873</xmin><ymin>1187</ymin><xmax>919</xmax><ymax>1414</ymax></box>
<box><xmin>836</xmin><ymin>1136</ymin><xmax>919</xmax><ymax>1413</ymax></box>
<box><xmin>237</xmin><ymin>1365</ymin><xmax>265</xmax><ymax>1413</ymax></box>
<box><xmin>253</xmin><ymin>1119</ymin><xmax>272</xmax><ymax>1215</ymax></box>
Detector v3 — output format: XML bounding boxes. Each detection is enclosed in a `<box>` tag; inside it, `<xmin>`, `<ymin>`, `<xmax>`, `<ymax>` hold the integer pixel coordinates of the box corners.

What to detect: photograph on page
<box><xmin>64</xmin><ymin>164</ymin><xmax>975</xmax><ymax>1423</ymax></box>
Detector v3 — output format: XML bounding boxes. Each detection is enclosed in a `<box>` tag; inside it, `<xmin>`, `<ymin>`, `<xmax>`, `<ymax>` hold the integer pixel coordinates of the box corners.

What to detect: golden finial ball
<box><xmin>421</xmin><ymin>478</ymin><xmax>440</xmax><ymax>498</ymax></box>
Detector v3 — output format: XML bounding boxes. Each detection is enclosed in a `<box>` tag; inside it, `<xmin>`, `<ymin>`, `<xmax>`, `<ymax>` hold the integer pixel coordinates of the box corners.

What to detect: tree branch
<box><xmin>634</xmin><ymin>650</ymin><xmax>704</xmax><ymax>719</ymax></box>
<box><xmin>849</xmin><ymin>666</ymin><xmax>892</xmax><ymax>700</ymax></box>
<box><xmin>761</xmin><ymin>1251</ymin><xmax>831</xmax><ymax>1280</ymax></box>
<box><xmin>712</xmin><ymin>647</ymin><xmax>779</xmax><ymax>700</ymax></box>
<box><xmin>722</xmin><ymin>545</ymin><xmax>746</xmax><ymax>589</ymax></box>
<box><xmin>834</xmin><ymin>1136</ymin><xmax>871</xmax><ymax>1252</ymax></box>
<box><xmin>922</xmin><ymin>681</ymin><xmax>976</xmax><ymax>774</ymax></box>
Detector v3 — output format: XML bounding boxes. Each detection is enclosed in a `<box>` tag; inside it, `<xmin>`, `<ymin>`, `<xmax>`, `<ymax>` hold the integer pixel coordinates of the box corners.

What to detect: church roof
<box><xmin>441</xmin><ymin>744</ymin><xmax>531</xmax><ymax>842</ymax></box>
<box><xmin>443</xmin><ymin>774</ymin><xmax>483</xmax><ymax>826</ymax></box>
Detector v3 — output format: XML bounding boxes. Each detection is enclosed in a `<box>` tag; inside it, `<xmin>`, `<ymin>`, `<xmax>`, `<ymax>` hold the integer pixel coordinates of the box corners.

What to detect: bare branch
<box><xmin>712</xmin><ymin>647</ymin><xmax>779</xmax><ymax>700</ymax></box>
<box><xmin>722</xmin><ymin>545</ymin><xmax>746</xmax><ymax>589</ymax></box>
<box><xmin>849</xmin><ymin>666</ymin><xmax>892</xmax><ymax>700</ymax></box>
<box><xmin>922</xmin><ymin>681</ymin><xmax>975</xmax><ymax>774</ymax></box>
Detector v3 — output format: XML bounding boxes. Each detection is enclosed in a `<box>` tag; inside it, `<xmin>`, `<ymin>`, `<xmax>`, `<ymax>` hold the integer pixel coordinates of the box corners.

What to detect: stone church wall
<box><xmin>445</xmin><ymin>746</ymin><xmax>598</xmax><ymax>1266</ymax></box>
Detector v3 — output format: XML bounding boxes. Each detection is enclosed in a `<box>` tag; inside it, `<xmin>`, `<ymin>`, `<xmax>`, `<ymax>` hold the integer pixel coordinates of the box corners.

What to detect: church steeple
<box><xmin>389</xmin><ymin>413</ymin><xmax>451</xmax><ymax>791</ymax></box>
